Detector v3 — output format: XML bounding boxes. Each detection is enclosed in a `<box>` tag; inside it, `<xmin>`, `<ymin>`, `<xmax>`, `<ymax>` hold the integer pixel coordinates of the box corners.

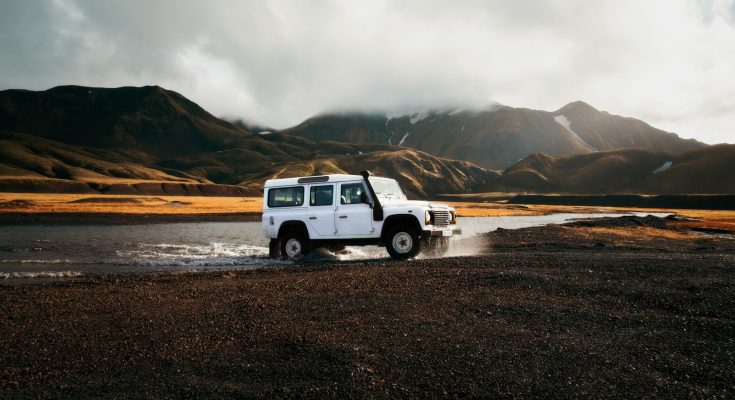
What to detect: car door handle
<box><xmin>338</xmin><ymin>215</ymin><xmax>348</xmax><ymax>219</ymax></box>
<box><xmin>308</xmin><ymin>216</ymin><xmax>317</xmax><ymax>220</ymax></box>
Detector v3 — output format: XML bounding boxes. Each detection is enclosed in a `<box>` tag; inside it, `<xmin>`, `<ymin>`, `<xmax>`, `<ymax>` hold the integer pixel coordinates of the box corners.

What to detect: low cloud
<box><xmin>1</xmin><ymin>0</ymin><xmax>733</xmax><ymax>143</ymax></box>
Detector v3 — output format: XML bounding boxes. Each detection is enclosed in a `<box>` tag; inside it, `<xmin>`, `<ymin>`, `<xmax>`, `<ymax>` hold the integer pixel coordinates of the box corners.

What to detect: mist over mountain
<box><xmin>282</xmin><ymin>102</ymin><xmax>704</xmax><ymax>170</ymax></box>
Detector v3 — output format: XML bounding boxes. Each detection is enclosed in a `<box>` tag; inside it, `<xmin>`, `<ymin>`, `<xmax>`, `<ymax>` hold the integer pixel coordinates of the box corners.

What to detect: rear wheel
<box><xmin>268</xmin><ymin>238</ymin><xmax>281</xmax><ymax>258</ymax></box>
<box><xmin>280</xmin><ymin>231</ymin><xmax>310</xmax><ymax>259</ymax></box>
<box><xmin>385</xmin><ymin>228</ymin><xmax>421</xmax><ymax>260</ymax></box>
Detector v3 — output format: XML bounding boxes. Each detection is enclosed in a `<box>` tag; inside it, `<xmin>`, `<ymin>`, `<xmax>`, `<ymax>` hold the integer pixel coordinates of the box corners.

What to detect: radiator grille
<box><xmin>433</xmin><ymin>210</ymin><xmax>451</xmax><ymax>227</ymax></box>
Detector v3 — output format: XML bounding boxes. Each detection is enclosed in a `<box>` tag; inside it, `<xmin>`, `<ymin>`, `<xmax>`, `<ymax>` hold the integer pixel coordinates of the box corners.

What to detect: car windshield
<box><xmin>369</xmin><ymin>178</ymin><xmax>406</xmax><ymax>201</ymax></box>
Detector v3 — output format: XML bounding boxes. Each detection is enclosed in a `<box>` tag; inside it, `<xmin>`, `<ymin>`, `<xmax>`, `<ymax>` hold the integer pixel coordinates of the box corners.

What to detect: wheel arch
<box><xmin>277</xmin><ymin>220</ymin><xmax>310</xmax><ymax>239</ymax></box>
<box><xmin>380</xmin><ymin>214</ymin><xmax>422</xmax><ymax>242</ymax></box>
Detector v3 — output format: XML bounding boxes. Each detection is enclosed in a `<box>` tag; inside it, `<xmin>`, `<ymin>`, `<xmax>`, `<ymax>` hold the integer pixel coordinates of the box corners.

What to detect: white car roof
<box><xmin>264</xmin><ymin>174</ymin><xmax>390</xmax><ymax>188</ymax></box>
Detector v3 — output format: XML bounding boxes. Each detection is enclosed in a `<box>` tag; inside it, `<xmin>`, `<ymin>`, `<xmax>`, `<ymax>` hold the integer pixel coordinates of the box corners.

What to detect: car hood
<box><xmin>381</xmin><ymin>199</ymin><xmax>452</xmax><ymax>209</ymax></box>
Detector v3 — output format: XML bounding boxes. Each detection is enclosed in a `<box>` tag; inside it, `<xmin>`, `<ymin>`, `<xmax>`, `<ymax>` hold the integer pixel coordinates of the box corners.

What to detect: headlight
<box><xmin>450</xmin><ymin>211</ymin><xmax>456</xmax><ymax>224</ymax></box>
<box><xmin>425</xmin><ymin>210</ymin><xmax>433</xmax><ymax>225</ymax></box>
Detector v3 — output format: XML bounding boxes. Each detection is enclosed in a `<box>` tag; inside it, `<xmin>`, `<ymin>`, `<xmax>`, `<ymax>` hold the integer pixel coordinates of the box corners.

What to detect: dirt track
<box><xmin>1</xmin><ymin>218</ymin><xmax>734</xmax><ymax>398</ymax></box>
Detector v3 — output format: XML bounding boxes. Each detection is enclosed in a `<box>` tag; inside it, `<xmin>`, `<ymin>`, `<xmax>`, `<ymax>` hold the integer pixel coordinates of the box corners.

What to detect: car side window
<box><xmin>309</xmin><ymin>185</ymin><xmax>334</xmax><ymax>206</ymax></box>
<box><xmin>340</xmin><ymin>183</ymin><xmax>365</xmax><ymax>205</ymax></box>
<box><xmin>267</xmin><ymin>186</ymin><xmax>304</xmax><ymax>207</ymax></box>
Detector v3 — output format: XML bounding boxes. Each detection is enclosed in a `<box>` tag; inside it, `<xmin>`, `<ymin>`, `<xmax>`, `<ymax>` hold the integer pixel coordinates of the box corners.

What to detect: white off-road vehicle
<box><xmin>262</xmin><ymin>171</ymin><xmax>461</xmax><ymax>260</ymax></box>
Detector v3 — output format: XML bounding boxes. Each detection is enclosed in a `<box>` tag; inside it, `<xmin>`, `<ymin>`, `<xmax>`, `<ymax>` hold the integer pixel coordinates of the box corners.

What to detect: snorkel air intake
<box><xmin>360</xmin><ymin>170</ymin><xmax>384</xmax><ymax>221</ymax></box>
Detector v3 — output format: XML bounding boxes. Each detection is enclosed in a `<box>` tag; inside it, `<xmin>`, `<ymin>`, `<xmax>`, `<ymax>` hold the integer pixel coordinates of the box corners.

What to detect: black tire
<box><xmin>268</xmin><ymin>238</ymin><xmax>281</xmax><ymax>258</ymax></box>
<box><xmin>280</xmin><ymin>231</ymin><xmax>310</xmax><ymax>259</ymax></box>
<box><xmin>385</xmin><ymin>227</ymin><xmax>421</xmax><ymax>260</ymax></box>
<box><xmin>423</xmin><ymin>237</ymin><xmax>450</xmax><ymax>258</ymax></box>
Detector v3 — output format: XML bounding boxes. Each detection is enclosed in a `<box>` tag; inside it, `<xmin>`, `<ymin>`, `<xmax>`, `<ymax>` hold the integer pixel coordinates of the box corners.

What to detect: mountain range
<box><xmin>281</xmin><ymin>102</ymin><xmax>704</xmax><ymax>169</ymax></box>
<box><xmin>0</xmin><ymin>85</ymin><xmax>732</xmax><ymax>197</ymax></box>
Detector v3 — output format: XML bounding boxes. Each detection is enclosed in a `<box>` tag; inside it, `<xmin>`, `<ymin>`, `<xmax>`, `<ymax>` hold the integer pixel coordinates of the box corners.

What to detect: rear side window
<box><xmin>267</xmin><ymin>186</ymin><xmax>304</xmax><ymax>207</ymax></box>
<box><xmin>340</xmin><ymin>183</ymin><xmax>365</xmax><ymax>204</ymax></box>
<box><xmin>310</xmin><ymin>185</ymin><xmax>334</xmax><ymax>206</ymax></box>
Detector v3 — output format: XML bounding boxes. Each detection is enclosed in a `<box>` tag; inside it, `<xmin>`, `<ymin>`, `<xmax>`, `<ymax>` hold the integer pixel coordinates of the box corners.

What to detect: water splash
<box><xmin>0</xmin><ymin>271</ymin><xmax>83</xmax><ymax>279</ymax></box>
<box><xmin>115</xmin><ymin>242</ymin><xmax>277</xmax><ymax>266</ymax></box>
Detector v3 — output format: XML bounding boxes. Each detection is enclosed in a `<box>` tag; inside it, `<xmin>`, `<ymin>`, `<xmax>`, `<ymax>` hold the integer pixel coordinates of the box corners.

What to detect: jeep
<box><xmin>262</xmin><ymin>171</ymin><xmax>461</xmax><ymax>260</ymax></box>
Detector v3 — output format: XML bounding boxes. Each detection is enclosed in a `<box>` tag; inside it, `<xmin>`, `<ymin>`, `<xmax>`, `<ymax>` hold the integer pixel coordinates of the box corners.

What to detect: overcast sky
<box><xmin>1</xmin><ymin>0</ymin><xmax>734</xmax><ymax>144</ymax></box>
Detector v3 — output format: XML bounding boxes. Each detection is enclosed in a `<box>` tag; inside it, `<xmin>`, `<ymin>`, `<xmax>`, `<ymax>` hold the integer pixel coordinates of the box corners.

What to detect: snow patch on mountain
<box><xmin>652</xmin><ymin>161</ymin><xmax>673</xmax><ymax>174</ymax></box>
<box><xmin>385</xmin><ymin>112</ymin><xmax>405</xmax><ymax>121</ymax></box>
<box><xmin>399</xmin><ymin>132</ymin><xmax>411</xmax><ymax>145</ymax></box>
<box><xmin>410</xmin><ymin>110</ymin><xmax>429</xmax><ymax>124</ymax></box>
<box><xmin>554</xmin><ymin>115</ymin><xmax>596</xmax><ymax>151</ymax></box>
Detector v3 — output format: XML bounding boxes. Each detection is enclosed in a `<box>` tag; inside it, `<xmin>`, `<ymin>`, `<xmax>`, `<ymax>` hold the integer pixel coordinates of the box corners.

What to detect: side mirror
<box><xmin>360</xmin><ymin>191</ymin><xmax>370</xmax><ymax>206</ymax></box>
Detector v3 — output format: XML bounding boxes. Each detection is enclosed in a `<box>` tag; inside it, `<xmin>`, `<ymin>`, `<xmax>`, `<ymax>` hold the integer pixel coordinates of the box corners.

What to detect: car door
<box><xmin>336</xmin><ymin>181</ymin><xmax>374</xmax><ymax>236</ymax></box>
<box><xmin>307</xmin><ymin>184</ymin><xmax>336</xmax><ymax>237</ymax></box>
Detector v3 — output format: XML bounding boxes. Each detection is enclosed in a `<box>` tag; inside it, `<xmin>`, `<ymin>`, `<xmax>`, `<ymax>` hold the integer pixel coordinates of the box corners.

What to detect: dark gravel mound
<box><xmin>567</xmin><ymin>214</ymin><xmax>670</xmax><ymax>228</ymax></box>
<box><xmin>484</xmin><ymin>214</ymin><xmax>735</xmax><ymax>253</ymax></box>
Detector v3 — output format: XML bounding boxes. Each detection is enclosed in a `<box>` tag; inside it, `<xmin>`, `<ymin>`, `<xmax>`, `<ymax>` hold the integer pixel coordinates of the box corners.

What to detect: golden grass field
<box><xmin>1</xmin><ymin>193</ymin><xmax>733</xmax><ymax>232</ymax></box>
<box><xmin>0</xmin><ymin>193</ymin><xmax>262</xmax><ymax>215</ymax></box>
<box><xmin>0</xmin><ymin>192</ymin><xmax>675</xmax><ymax>217</ymax></box>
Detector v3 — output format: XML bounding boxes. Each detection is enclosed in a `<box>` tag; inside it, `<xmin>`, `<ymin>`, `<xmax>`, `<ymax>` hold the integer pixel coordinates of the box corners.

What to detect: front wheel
<box><xmin>423</xmin><ymin>237</ymin><xmax>450</xmax><ymax>258</ymax></box>
<box><xmin>385</xmin><ymin>228</ymin><xmax>421</xmax><ymax>260</ymax></box>
<box><xmin>280</xmin><ymin>232</ymin><xmax>310</xmax><ymax>259</ymax></box>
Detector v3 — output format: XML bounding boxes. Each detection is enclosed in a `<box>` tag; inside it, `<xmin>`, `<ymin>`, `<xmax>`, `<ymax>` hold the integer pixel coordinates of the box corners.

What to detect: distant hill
<box><xmin>281</xmin><ymin>102</ymin><xmax>704</xmax><ymax>169</ymax></box>
<box><xmin>0</xmin><ymin>85</ymin><xmax>251</xmax><ymax>159</ymax></box>
<box><xmin>483</xmin><ymin>145</ymin><xmax>735</xmax><ymax>194</ymax></box>
<box><xmin>0</xmin><ymin>131</ymin><xmax>257</xmax><ymax>195</ymax></box>
<box><xmin>0</xmin><ymin>129</ymin><xmax>496</xmax><ymax>198</ymax></box>
<box><xmin>236</xmin><ymin>148</ymin><xmax>499</xmax><ymax>198</ymax></box>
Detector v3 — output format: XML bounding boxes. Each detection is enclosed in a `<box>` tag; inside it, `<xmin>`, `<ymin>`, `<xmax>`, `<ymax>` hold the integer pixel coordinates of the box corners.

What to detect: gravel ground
<box><xmin>1</xmin><ymin>219</ymin><xmax>734</xmax><ymax>399</ymax></box>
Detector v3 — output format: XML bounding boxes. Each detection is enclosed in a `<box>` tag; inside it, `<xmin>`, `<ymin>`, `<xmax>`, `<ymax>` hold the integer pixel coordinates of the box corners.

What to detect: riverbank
<box><xmin>438</xmin><ymin>193</ymin><xmax>735</xmax><ymax>211</ymax></box>
<box><xmin>1</xmin><ymin>216</ymin><xmax>733</xmax><ymax>398</ymax></box>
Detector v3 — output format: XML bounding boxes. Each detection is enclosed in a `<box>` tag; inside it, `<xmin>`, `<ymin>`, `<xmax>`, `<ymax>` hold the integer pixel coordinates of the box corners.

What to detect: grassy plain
<box><xmin>0</xmin><ymin>193</ymin><xmax>262</xmax><ymax>215</ymax></box>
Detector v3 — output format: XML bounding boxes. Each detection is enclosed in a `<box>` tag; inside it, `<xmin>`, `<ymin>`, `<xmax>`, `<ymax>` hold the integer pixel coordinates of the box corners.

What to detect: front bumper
<box><xmin>423</xmin><ymin>228</ymin><xmax>462</xmax><ymax>237</ymax></box>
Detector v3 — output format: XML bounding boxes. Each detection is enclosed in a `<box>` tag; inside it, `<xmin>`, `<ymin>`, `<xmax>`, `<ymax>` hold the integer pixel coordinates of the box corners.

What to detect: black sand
<box><xmin>1</xmin><ymin>217</ymin><xmax>734</xmax><ymax>398</ymax></box>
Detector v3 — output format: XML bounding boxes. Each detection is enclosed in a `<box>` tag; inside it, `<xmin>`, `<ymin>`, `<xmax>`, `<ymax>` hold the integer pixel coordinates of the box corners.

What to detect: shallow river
<box><xmin>0</xmin><ymin>212</ymin><xmax>668</xmax><ymax>279</ymax></box>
